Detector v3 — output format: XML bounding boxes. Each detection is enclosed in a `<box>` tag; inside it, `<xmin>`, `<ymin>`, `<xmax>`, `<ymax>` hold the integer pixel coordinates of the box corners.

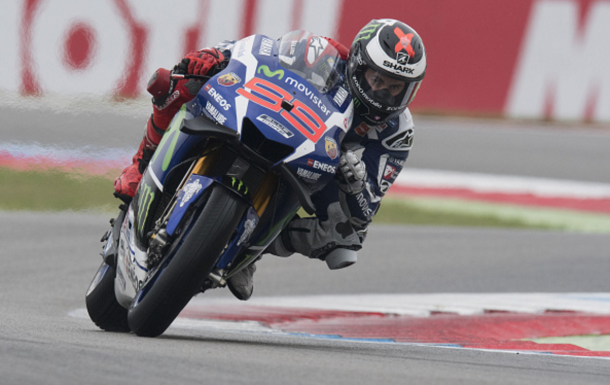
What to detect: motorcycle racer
<box><xmin>114</xmin><ymin>19</ymin><xmax>426</xmax><ymax>301</ymax></box>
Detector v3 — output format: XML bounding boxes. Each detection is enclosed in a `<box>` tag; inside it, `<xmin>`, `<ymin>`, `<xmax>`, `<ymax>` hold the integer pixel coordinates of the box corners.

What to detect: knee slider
<box><xmin>325</xmin><ymin>248</ymin><xmax>357</xmax><ymax>270</ymax></box>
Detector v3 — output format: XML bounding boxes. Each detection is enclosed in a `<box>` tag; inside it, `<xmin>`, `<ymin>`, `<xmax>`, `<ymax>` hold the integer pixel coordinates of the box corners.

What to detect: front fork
<box><xmin>143</xmin><ymin>143</ymin><xmax>288</xmax><ymax>289</ymax></box>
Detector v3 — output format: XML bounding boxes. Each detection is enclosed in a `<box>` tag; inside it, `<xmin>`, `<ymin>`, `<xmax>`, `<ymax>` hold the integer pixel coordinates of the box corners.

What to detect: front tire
<box><xmin>85</xmin><ymin>263</ymin><xmax>130</xmax><ymax>332</ymax></box>
<box><xmin>127</xmin><ymin>185</ymin><xmax>248</xmax><ymax>337</ymax></box>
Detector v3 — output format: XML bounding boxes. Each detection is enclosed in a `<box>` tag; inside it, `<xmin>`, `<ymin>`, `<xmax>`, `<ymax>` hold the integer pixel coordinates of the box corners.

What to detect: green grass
<box><xmin>529</xmin><ymin>335</ymin><xmax>610</xmax><ymax>352</ymax></box>
<box><xmin>2</xmin><ymin>167</ymin><xmax>609</xmax><ymax>233</ymax></box>
<box><xmin>375</xmin><ymin>199</ymin><xmax>541</xmax><ymax>229</ymax></box>
<box><xmin>0</xmin><ymin>167</ymin><xmax>118</xmax><ymax>212</ymax></box>
<box><xmin>375</xmin><ymin>197</ymin><xmax>610</xmax><ymax>233</ymax></box>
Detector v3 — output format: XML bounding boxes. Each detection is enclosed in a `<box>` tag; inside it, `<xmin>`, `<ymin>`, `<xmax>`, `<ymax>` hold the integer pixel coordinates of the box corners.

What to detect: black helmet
<box><xmin>347</xmin><ymin>19</ymin><xmax>426</xmax><ymax>125</ymax></box>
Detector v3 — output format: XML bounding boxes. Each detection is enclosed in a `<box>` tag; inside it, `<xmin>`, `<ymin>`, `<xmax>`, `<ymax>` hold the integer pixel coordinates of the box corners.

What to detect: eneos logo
<box><xmin>206</xmin><ymin>86</ymin><xmax>232</xmax><ymax>111</ymax></box>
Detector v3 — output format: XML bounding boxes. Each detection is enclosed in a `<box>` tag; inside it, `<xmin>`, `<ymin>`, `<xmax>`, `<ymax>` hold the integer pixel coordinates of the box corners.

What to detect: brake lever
<box><xmin>170</xmin><ymin>74</ymin><xmax>211</xmax><ymax>80</ymax></box>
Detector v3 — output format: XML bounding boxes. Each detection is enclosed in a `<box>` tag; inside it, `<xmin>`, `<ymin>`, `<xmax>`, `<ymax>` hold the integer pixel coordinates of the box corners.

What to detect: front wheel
<box><xmin>85</xmin><ymin>262</ymin><xmax>130</xmax><ymax>332</ymax></box>
<box><xmin>127</xmin><ymin>185</ymin><xmax>248</xmax><ymax>337</ymax></box>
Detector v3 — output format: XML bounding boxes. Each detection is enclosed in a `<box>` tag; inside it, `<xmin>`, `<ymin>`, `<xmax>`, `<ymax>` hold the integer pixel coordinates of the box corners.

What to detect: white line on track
<box><xmin>70</xmin><ymin>293</ymin><xmax>610</xmax><ymax>325</ymax></box>
<box><xmin>396</xmin><ymin>169</ymin><xmax>610</xmax><ymax>199</ymax></box>
<box><xmin>0</xmin><ymin>142</ymin><xmax>133</xmax><ymax>162</ymax></box>
<box><xmin>187</xmin><ymin>293</ymin><xmax>610</xmax><ymax>317</ymax></box>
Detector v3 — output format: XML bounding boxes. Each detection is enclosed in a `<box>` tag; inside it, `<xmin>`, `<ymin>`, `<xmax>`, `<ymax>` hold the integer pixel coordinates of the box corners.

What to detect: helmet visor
<box><xmin>355</xmin><ymin>67</ymin><xmax>420</xmax><ymax>112</ymax></box>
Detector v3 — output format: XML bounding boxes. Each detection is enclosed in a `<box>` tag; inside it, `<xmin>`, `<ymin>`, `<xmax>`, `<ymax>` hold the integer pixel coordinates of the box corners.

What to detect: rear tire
<box><xmin>127</xmin><ymin>185</ymin><xmax>247</xmax><ymax>337</ymax></box>
<box><xmin>85</xmin><ymin>263</ymin><xmax>130</xmax><ymax>332</ymax></box>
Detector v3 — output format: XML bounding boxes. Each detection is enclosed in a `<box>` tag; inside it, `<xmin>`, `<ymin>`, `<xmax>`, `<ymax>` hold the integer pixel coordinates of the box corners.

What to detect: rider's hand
<box><xmin>183</xmin><ymin>47</ymin><xmax>225</xmax><ymax>76</ymax></box>
<box><xmin>336</xmin><ymin>150</ymin><xmax>366</xmax><ymax>195</ymax></box>
<box><xmin>168</xmin><ymin>47</ymin><xmax>225</xmax><ymax>99</ymax></box>
<box><xmin>149</xmin><ymin>47</ymin><xmax>225</xmax><ymax>129</ymax></box>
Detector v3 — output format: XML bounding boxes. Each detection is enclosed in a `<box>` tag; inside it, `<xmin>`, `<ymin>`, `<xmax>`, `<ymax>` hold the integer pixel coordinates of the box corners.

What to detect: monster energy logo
<box><xmin>149</xmin><ymin>105</ymin><xmax>186</xmax><ymax>173</ymax></box>
<box><xmin>355</xmin><ymin>22</ymin><xmax>381</xmax><ymax>42</ymax></box>
<box><xmin>231</xmin><ymin>177</ymin><xmax>249</xmax><ymax>194</ymax></box>
<box><xmin>137</xmin><ymin>183</ymin><xmax>155</xmax><ymax>234</ymax></box>
<box><xmin>257</xmin><ymin>65</ymin><xmax>284</xmax><ymax>79</ymax></box>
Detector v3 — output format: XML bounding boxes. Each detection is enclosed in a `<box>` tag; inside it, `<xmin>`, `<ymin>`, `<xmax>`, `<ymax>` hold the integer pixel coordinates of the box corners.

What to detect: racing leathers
<box><xmin>208</xmin><ymin>39</ymin><xmax>415</xmax><ymax>264</ymax></box>
<box><xmin>270</xmin><ymin>111</ymin><xmax>414</xmax><ymax>261</ymax></box>
<box><xmin>114</xmin><ymin>36</ymin><xmax>415</xmax><ymax>300</ymax></box>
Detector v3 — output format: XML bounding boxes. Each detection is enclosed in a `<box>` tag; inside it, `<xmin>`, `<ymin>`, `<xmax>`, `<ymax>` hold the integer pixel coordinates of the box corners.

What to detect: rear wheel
<box><xmin>127</xmin><ymin>185</ymin><xmax>247</xmax><ymax>337</ymax></box>
<box><xmin>85</xmin><ymin>263</ymin><xmax>130</xmax><ymax>332</ymax></box>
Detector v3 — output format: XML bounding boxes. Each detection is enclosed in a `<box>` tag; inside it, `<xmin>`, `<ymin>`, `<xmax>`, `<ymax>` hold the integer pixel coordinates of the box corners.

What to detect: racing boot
<box><xmin>113</xmin><ymin>117</ymin><xmax>165</xmax><ymax>199</ymax></box>
<box><xmin>267</xmin><ymin>226</ymin><xmax>357</xmax><ymax>270</ymax></box>
<box><xmin>227</xmin><ymin>263</ymin><xmax>257</xmax><ymax>301</ymax></box>
<box><xmin>114</xmin><ymin>48</ymin><xmax>225</xmax><ymax>200</ymax></box>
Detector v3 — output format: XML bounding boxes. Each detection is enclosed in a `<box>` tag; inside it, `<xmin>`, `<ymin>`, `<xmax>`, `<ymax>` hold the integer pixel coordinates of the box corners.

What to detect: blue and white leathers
<box><xmin>212</xmin><ymin>36</ymin><xmax>416</xmax><ymax>260</ymax></box>
<box><xmin>284</xmin><ymin>109</ymin><xmax>415</xmax><ymax>259</ymax></box>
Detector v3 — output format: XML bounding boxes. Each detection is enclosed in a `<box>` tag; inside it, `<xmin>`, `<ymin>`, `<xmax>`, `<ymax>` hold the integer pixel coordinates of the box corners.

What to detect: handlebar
<box><xmin>147</xmin><ymin>68</ymin><xmax>212</xmax><ymax>97</ymax></box>
<box><xmin>170</xmin><ymin>73</ymin><xmax>211</xmax><ymax>80</ymax></box>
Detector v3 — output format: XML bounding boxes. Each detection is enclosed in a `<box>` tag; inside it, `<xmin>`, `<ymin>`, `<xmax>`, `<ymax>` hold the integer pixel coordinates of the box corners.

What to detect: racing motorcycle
<box><xmin>85</xmin><ymin>31</ymin><xmax>354</xmax><ymax>337</ymax></box>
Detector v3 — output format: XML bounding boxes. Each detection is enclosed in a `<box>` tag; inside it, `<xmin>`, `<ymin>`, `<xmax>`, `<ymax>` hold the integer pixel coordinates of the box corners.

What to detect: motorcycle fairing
<box><xmin>215</xmin><ymin>206</ymin><xmax>260</xmax><ymax>270</ymax></box>
<box><xmin>165</xmin><ymin>175</ymin><xmax>214</xmax><ymax>236</ymax></box>
<box><xmin>132</xmin><ymin>105</ymin><xmax>209</xmax><ymax>246</ymax></box>
<box><xmin>115</xmin><ymin>206</ymin><xmax>149</xmax><ymax>308</ymax></box>
<box><xmin>114</xmin><ymin>33</ymin><xmax>354</xmax><ymax>307</ymax></box>
<box><xmin>194</xmin><ymin>33</ymin><xmax>354</xmax><ymax>193</ymax></box>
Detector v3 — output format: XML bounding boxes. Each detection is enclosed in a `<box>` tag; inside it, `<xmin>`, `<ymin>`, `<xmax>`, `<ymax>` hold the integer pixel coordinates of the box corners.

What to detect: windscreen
<box><xmin>278</xmin><ymin>31</ymin><xmax>345</xmax><ymax>94</ymax></box>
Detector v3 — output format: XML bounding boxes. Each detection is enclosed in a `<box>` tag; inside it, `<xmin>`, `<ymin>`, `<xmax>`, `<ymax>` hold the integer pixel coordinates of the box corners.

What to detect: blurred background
<box><xmin>3</xmin><ymin>3</ymin><xmax>610</xmax><ymax>378</ymax></box>
<box><xmin>4</xmin><ymin>0</ymin><xmax>610</xmax><ymax>121</ymax></box>
<box><xmin>1</xmin><ymin>0</ymin><xmax>609</xmax><ymax>231</ymax></box>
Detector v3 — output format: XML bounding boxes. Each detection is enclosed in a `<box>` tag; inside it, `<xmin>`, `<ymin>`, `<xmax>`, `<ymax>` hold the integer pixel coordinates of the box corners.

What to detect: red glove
<box><xmin>147</xmin><ymin>48</ymin><xmax>226</xmax><ymax>129</ymax></box>
<box><xmin>185</xmin><ymin>47</ymin><xmax>225</xmax><ymax>76</ymax></box>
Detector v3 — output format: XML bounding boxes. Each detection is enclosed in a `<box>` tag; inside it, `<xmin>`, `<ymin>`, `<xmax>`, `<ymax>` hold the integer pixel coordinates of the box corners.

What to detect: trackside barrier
<box><xmin>1</xmin><ymin>0</ymin><xmax>608</xmax><ymax>123</ymax></box>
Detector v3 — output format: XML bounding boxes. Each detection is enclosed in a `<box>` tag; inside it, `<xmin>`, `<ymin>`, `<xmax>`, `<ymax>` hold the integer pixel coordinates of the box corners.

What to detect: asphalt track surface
<box><xmin>3</xmin><ymin>105</ymin><xmax>610</xmax><ymax>183</ymax></box>
<box><xmin>2</xmin><ymin>106</ymin><xmax>610</xmax><ymax>384</ymax></box>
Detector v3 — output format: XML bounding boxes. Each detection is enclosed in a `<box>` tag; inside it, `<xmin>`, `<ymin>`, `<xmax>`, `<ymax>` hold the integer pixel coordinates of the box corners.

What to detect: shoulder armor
<box><xmin>380</xmin><ymin>110</ymin><xmax>414</xmax><ymax>151</ymax></box>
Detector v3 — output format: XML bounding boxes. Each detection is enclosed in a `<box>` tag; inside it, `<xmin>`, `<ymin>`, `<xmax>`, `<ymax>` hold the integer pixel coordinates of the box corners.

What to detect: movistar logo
<box><xmin>257</xmin><ymin>65</ymin><xmax>284</xmax><ymax>80</ymax></box>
